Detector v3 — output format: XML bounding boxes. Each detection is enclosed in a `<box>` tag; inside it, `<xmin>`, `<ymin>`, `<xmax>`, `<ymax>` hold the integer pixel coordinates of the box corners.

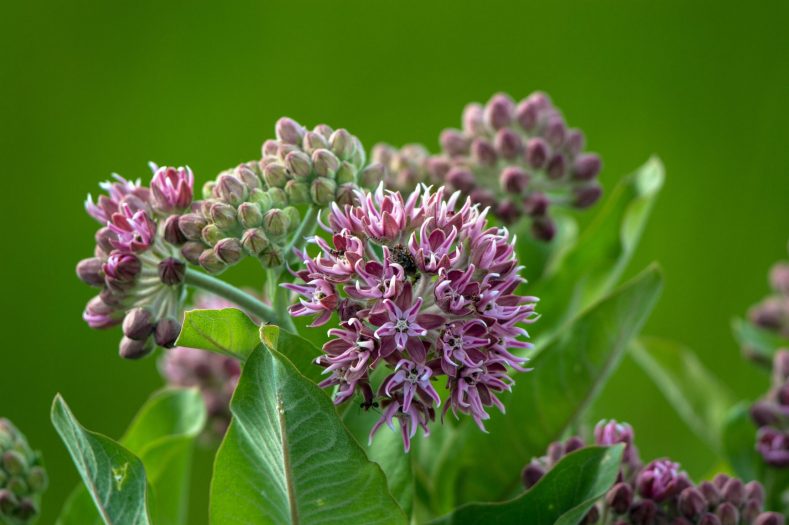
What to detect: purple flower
<box><xmin>150</xmin><ymin>166</ymin><xmax>194</xmax><ymax>213</ymax></box>
<box><xmin>594</xmin><ymin>419</ymin><xmax>638</xmax><ymax>464</ymax></box>
<box><xmin>757</xmin><ymin>427</ymin><xmax>789</xmax><ymax>467</ymax></box>
<box><xmin>108</xmin><ymin>204</ymin><xmax>156</xmax><ymax>253</ymax></box>
<box><xmin>636</xmin><ymin>459</ymin><xmax>690</xmax><ymax>502</ymax></box>
<box><xmin>287</xmin><ymin>184</ymin><xmax>538</xmax><ymax>449</ymax></box>
<box><xmin>84</xmin><ymin>174</ymin><xmax>150</xmax><ymax>223</ymax></box>
<box><xmin>369</xmin><ymin>395</ymin><xmax>434</xmax><ymax>453</ymax></box>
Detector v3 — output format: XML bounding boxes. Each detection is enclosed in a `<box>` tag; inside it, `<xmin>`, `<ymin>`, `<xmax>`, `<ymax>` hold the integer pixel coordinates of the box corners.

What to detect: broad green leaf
<box><xmin>723</xmin><ymin>403</ymin><xmax>763</xmax><ymax>482</ymax></box>
<box><xmin>260</xmin><ymin>324</ymin><xmax>323</xmax><ymax>384</ymax></box>
<box><xmin>176</xmin><ymin>308</ymin><xmax>260</xmax><ymax>360</ymax></box>
<box><xmin>209</xmin><ymin>344</ymin><xmax>407</xmax><ymax>524</ymax></box>
<box><xmin>445</xmin><ymin>265</ymin><xmax>662</xmax><ymax>505</ymax></box>
<box><xmin>631</xmin><ymin>337</ymin><xmax>734</xmax><ymax>452</ymax></box>
<box><xmin>56</xmin><ymin>389</ymin><xmax>206</xmax><ymax>525</ymax></box>
<box><xmin>514</xmin><ymin>213</ymin><xmax>578</xmax><ymax>283</ymax></box>
<box><xmin>51</xmin><ymin>394</ymin><xmax>151</xmax><ymax>525</ymax></box>
<box><xmin>530</xmin><ymin>157</ymin><xmax>664</xmax><ymax>342</ymax></box>
<box><xmin>431</xmin><ymin>445</ymin><xmax>623</xmax><ymax>525</ymax></box>
<box><xmin>731</xmin><ymin>317</ymin><xmax>789</xmax><ymax>367</ymax></box>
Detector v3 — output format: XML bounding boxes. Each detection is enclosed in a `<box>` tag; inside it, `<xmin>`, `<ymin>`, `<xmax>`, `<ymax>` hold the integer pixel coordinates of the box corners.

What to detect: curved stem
<box><xmin>286</xmin><ymin>206</ymin><xmax>318</xmax><ymax>264</ymax></box>
<box><xmin>184</xmin><ymin>268</ymin><xmax>283</xmax><ymax>326</ymax></box>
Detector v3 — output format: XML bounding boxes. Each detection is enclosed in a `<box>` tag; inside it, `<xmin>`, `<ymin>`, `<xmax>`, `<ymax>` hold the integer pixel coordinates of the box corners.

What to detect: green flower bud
<box><xmin>350</xmin><ymin>136</ymin><xmax>366</xmax><ymax>167</ymax></box>
<box><xmin>263</xmin><ymin>163</ymin><xmax>289</xmax><ymax>188</ymax></box>
<box><xmin>235</xmin><ymin>164</ymin><xmax>262</xmax><ymax>191</ymax></box>
<box><xmin>310</xmin><ymin>177</ymin><xmax>337</xmax><ymax>207</ymax></box>
<box><xmin>209</xmin><ymin>202</ymin><xmax>238</xmax><ymax>231</ymax></box>
<box><xmin>312</xmin><ymin>149</ymin><xmax>340</xmax><ymax>178</ymax></box>
<box><xmin>0</xmin><ymin>419</ymin><xmax>46</xmax><ymax>523</ymax></box>
<box><xmin>0</xmin><ymin>489</ymin><xmax>18</xmax><ymax>516</ymax></box>
<box><xmin>215</xmin><ymin>174</ymin><xmax>248</xmax><ymax>206</ymax></box>
<box><xmin>214</xmin><ymin>238</ymin><xmax>243</xmax><ymax>265</ymax></box>
<box><xmin>330</xmin><ymin>129</ymin><xmax>354</xmax><ymax>160</ymax></box>
<box><xmin>259</xmin><ymin>246</ymin><xmax>284</xmax><ymax>268</ymax></box>
<box><xmin>262</xmin><ymin>209</ymin><xmax>290</xmax><ymax>238</ymax></box>
<box><xmin>313</xmin><ymin>124</ymin><xmax>333</xmax><ymax>139</ymax></box>
<box><xmin>284</xmin><ymin>180</ymin><xmax>310</xmax><ymax>205</ymax></box>
<box><xmin>237</xmin><ymin>202</ymin><xmax>263</xmax><ymax>229</ymax></box>
<box><xmin>201</xmin><ymin>224</ymin><xmax>224</xmax><ymax>246</ymax></box>
<box><xmin>25</xmin><ymin>467</ymin><xmax>47</xmax><ymax>494</ymax></box>
<box><xmin>336</xmin><ymin>182</ymin><xmax>358</xmax><ymax>207</ymax></box>
<box><xmin>249</xmin><ymin>188</ymin><xmax>273</xmax><ymax>210</ymax></box>
<box><xmin>241</xmin><ymin>228</ymin><xmax>270</xmax><ymax>255</ymax></box>
<box><xmin>202</xmin><ymin>180</ymin><xmax>216</xmax><ymax>200</ymax></box>
<box><xmin>267</xmin><ymin>187</ymin><xmax>288</xmax><ymax>209</ymax></box>
<box><xmin>198</xmin><ymin>249</ymin><xmax>227</xmax><ymax>274</ymax></box>
<box><xmin>7</xmin><ymin>477</ymin><xmax>27</xmax><ymax>497</ymax></box>
<box><xmin>360</xmin><ymin>162</ymin><xmax>385</xmax><ymax>188</ymax></box>
<box><xmin>2</xmin><ymin>452</ymin><xmax>25</xmax><ymax>477</ymax></box>
<box><xmin>285</xmin><ymin>151</ymin><xmax>312</xmax><ymax>179</ymax></box>
<box><xmin>336</xmin><ymin>161</ymin><xmax>357</xmax><ymax>185</ymax></box>
<box><xmin>178</xmin><ymin>213</ymin><xmax>207</xmax><ymax>241</ymax></box>
<box><xmin>181</xmin><ymin>241</ymin><xmax>205</xmax><ymax>265</ymax></box>
<box><xmin>283</xmin><ymin>206</ymin><xmax>301</xmax><ymax>233</ymax></box>
<box><xmin>302</xmin><ymin>131</ymin><xmax>328</xmax><ymax>155</ymax></box>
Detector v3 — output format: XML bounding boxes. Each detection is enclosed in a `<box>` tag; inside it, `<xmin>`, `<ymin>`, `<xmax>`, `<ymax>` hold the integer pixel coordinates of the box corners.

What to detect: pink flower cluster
<box><xmin>286</xmin><ymin>184</ymin><xmax>538</xmax><ymax>450</ymax></box>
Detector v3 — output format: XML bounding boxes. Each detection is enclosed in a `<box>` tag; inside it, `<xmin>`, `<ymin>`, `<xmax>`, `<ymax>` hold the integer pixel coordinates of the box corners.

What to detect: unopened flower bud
<box><xmin>201</xmin><ymin>224</ymin><xmax>224</xmax><ymax>246</ymax></box>
<box><xmin>745</xmin><ymin>480</ymin><xmax>765</xmax><ymax>506</ymax></box>
<box><xmin>158</xmin><ymin>258</ymin><xmax>186</xmax><ymax>286</ymax></box>
<box><xmin>262</xmin><ymin>209</ymin><xmax>290</xmax><ymax>238</ymax></box>
<box><xmin>283</xmin><ymin>207</ymin><xmax>301</xmax><ymax>232</ymax></box>
<box><xmin>266</xmin><ymin>187</ymin><xmax>288</xmax><ymax>209</ymax></box>
<box><xmin>285</xmin><ymin>180</ymin><xmax>310</xmax><ymax>204</ymax></box>
<box><xmin>426</xmin><ymin>157</ymin><xmax>451</xmax><ymax>181</ymax></box>
<box><xmin>564</xmin><ymin>436</ymin><xmax>585</xmax><ymax>454</ymax></box>
<box><xmin>462</xmin><ymin>103</ymin><xmax>485</xmax><ymax>135</ymax></box>
<box><xmin>469</xmin><ymin>188</ymin><xmax>496</xmax><ymax>209</ymax></box>
<box><xmin>241</xmin><ymin>228</ymin><xmax>270</xmax><ymax>255</ymax></box>
<box><xmin>235</xmin><ymin>164</ymin><xmax>261</xmax><ymax>191</ymax></box>
<box><xmin>717</xmin><ymin>503</ymin><xmax>739</xmax><ymax>525</ymax></box>
<box><xmin>154</xmin><ymin>318</ymin><xmax>181</xmax><ymax>348</ymax></box>
<box><xmin>261</xmin><ymin>139</ymin><xmax>279</xmax><ymax>157</ymax></box>
<box><xmin>275</xmin><ymin>117</ymin><xmax>305</xmax><ymax>145</ymax></box>
<box><xmin>496</xmin><ymin>200</ymin><xmax>520</xmax><ymax>225</ymax></box>
<box><xmin>471</xmin><ymin>138</ymin><xmax>497</xmax><ymax>167</ymax></box>
<box><xmin>119</xmin><ymin>335</ymin><xmax>155</xmax><ymax>359</ymax></box>
<box><xmin>773</xmin><ymin>351</ymin><xmax>789</xmax><ymax>382</ymax></box>
<box><xmin>330</xmin><ymin>129</ymin><xmax>354</xmax><ymax>160</ymax></box>
<box><xmin>531</xmin><ymin>217</ymin><xmax>557</xmax><ymax>242</ymax></box>
<box><xmin>215</xmin><ymin>174</ymin><xmax>248</xmax><ymax>206</ymax></box>
<box><xmin>721</xmin><ymin>477</ymin><xmax>744</xmax><ymax>506</ymax></box>
<box><xmin>123</xmin><ymin>308</ymin><xmax>155</xmax><ymax>340</ymax></box>
<box><xmin>545</xmin><ymin>115</ymin><xmax>567</xmax><ymax>147</ymax></box>
<box><xmin>484</xmin><ymin>93</ymin><xmax>515</xmax><ymax>130</ymax></box>
<box><xmin>163</xmin><ymin>215</ymin><xmax>187</xmax><ymax>245</ymax></box>
<box><xmin>2</xmin><ymin>452</ymin><xmax>25</xmax><ymax>476</ymax></box>
<box><xmin>238</xmin><ymin>202</ymin><xmax>263</xmax><ymax>229</ymax></box>
<box><xmin>336</xmin><ymin>183</ymin><xmax>357</xmax><ymax>207</ymax></box>
<box><xmin>583</xmin><ymin>505</ymin><xmax>599</xmax><ymax>524</ymax></box>
<box><xmin>751</xmin><ymin>400</ymin><xmax>779</xmax><ymax>427</ymax></box>
<box><xmin>95</xmin><ymin>226</ymin><xmax>115</xmax><ymax>254</ymax></box>
<box><xmin>500</xmin><ymin>166</ymin><xmax>529</xmax><ymax>194</ymax></box>
<box><xmin>516</xmin><ymin>99</ymin><xmax>539</xmax><ymax>131</ymax></box>
<box><xmin>150</xmin><ymin>166</ymin><xmax>194</xmax><ymax>213</ymax></box>
<box><xmin>699</xmin><ymin>481</ymin><xmax>721</xmax><ymax>507</ymax></box>
<box><xmin>447</xmin><ymin>167</ymin><xmax>475</xmax><ymax>193</ymax></box>
<box><xmin>574</xmin><ymin>185</ymin><xmax>603</xmax><ymax>209</ymax></box>
<box><xmin>573</xmin><ymin>154</ymin><xmax>602</xmax><ymax>181</ymax></box>
<box><xmin>440</xmin><ymin>129</ymin><xmax>470</xmax><ymax>157</ymax></box>
<box><xmin>181</xmin><ymin>242</ymin><xmax>204</xmax><ymax>265</ymax></box>
<box><xmin>303</xmin><ymin>131</ymin><xmax>329</xmax><ymax>154</ymax></box>
<box><xmin>199</xmin><ymin>249</ymin><xmax>226</xmax><ymax>274</ymax></box>
<box><xmin>523</xmin><ymin>192</ymin><xmax>549</xmax><ymax>217</ymax></box>
<box><xmin>259</xmin><ymin>246</ymin><xmax>283</xmax><ymax>268</ymax></box>
<box><xmin>698</xmin><ymin>513</ymin><xmax>722</xmax><ymax>525</ymax></box>
<box><xmin>755</xmin><ymin>512</ymin><xmax>785</xmax><ymax>525</ymax></box>
<box><xmin>284</xmin><ymin>151</ymin><xmax>311</xmax><ymax>180</ymax></box>
<box><xmin>202</xmin><ymin>180</ymin><xmax>216</xmax><ymax>200</ymax></box>
<box><xmin>76</xmin><ymin>257</ymin><xmax>104</xmax><ymax>287</ymax></box>
<box><xmin>312</xmin><ymin>149</ymin><xmax>340</xmax><ymax>178</ymax></box>
<box><xmin>336</xmin><ymin>161</ymin><xmax>356</xmax><ymax>185</ymax></box>
<box><xmin>629</xmin><ymin>500</ymin><xmax>657</xmax><ymax>525</ymax></box>
<box><xmin>360</xmin><ymin>163</ymin><xmax>385</xmax><ymax>188</ymax></box>
<box><xmin>178</xmin><ymin>213</ymin><xmax>207</xmax><ymax>241</ymax></box>
<box><xmin>310</xmin><ymin>177</ymin><xmax>337</xmax><ymax>207</ymax></box>
<box><xmin>547</xmin><ymin>154</ymin><xmax>566</xmax><ymax>180</ymax></box>
<box><xmin>743</xmin><ymin>499</ymin><xmax>762</xmax><ymax>523</ymax></box>
<box><xmin>0</xmin><ymin>489</ymin><xmax>18</xmax><ymax>515</ymax></box>
<box><xmin>770</xmin><ymin>263</ymin><xmax>789</xmax><ymax>295</ymax></box>
<box><xmin>678</xmin><ymin>487</ymin><xmax>706</xmax><ymax>517</ymax></box>
<box><xmin>565</xmin><ymin>129</ymin><xmax>585</xmax><ymax>156</ymax></box>
<box><xmin>209</xmin><ymin>202</ymin><xmax>238</xmax><ymax>231</ymax></box>
<box><xmin>263</xmin><ymin>163</ymin><xmax>290</xmax><ymax>188</ymax></box>
<box><xmin>25</xmin><ymin>467</ymin><xmax>46</xmax><ymax>494</ymax></box>
<box><xmin>215</xmin><ymin>238</ymin><xmax>243</xmax><ymax>265</ymax></box>
<box><xmin>494</xmin><ymin>128</ymin><xmax>523</xmax><ymax>160</ymax></box>
<box><xmin>521</xmin><ymin>461</ymin><xmax>545</xmax><ymax>488</ymax></box>
<box><xmin>103</xmin><ymin>252</ymin><xmax>141</xmax><ymax>283</ymax></box>
<box><xmin>606</xmin><ymin>483</ymin><xmax>633</xmax><ymax>514</ymax></box>
<box><xmin>526</xmin><ymin>138</ymin><xmax>549</xmax><ymax>169</ymax></box>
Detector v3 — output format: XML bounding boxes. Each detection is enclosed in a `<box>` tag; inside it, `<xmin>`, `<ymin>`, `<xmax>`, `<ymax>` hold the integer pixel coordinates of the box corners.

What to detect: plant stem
<box><xmin>265</xmin><ymin>268</ymin><xmax>297</xmax><ymax>333</ymax></box>
<box><xmin>286</xmin><ymin>206</ymin><xmax>318</xmax><ymax>264</ymax></box>
<box><xmin>184</xmin><ymin>268</ymin><xmax>282</xmax><ymax>326</ymax></box>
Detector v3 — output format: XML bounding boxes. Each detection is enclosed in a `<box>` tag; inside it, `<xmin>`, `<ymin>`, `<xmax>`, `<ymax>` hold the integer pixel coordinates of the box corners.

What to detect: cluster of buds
<box><xmin>522</xmin><ymin>420</ymin><xmax>782</xmax><ymax>525</ymax></box>
<box><xmin>0</xmin><ymin>419</ymin><xmax>47</xmax><ymax>524</ymax></box>
<box><xmin>173</xmin><ymin>118</ymin><xmax>380</xmax><ymax>273</ymax></box>
<box><xmin>750</xmin><ymin>350</ymin><xmax>789</xmax><ymax>467</ymax></box>
<box><xmin>77</xmin><ymin>167</ymin><xmax>194</xmax><ymax>359</ymax></box>
<box><xmin>375</xmin><ymin>92</ymin><xmax>603</xmax><ymax>241</ymax></box>
<box><xmin>286</xmin><ymin>184</ymin><xmax>538</xmax><ymax>451</ymax></box>
<box><xmin>747</xmin><ymin>245</ymin><xmax>789</xmax><ymax>346</ymax></box>
<box><xmin>159</xmin><ymin>293</ymin><xmax>243</xmax><ymax>440</ymax></box>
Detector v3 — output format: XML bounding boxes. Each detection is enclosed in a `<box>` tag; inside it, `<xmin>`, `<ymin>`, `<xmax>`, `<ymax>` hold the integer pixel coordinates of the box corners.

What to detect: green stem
<box><xmin>286</xmin><ymin>206</ymin><xmax>318</xmax><ymax>264</ymax></box>
<box><xmin>184</xmin><ymin>268</ymin><xmax>282</xmax><ymax>326</ymax></box>
<box><xmin>265</xmin><ymin>268</ymin><xmax>296</xmax><ymax>333</ymax></box>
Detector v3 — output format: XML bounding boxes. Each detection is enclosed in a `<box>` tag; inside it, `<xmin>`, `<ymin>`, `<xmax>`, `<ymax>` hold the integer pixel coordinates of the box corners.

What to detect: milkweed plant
<box><xmin>4</xmin><ymin>91</ymin><xmax>782</xmax><ymax>525</ymax></box>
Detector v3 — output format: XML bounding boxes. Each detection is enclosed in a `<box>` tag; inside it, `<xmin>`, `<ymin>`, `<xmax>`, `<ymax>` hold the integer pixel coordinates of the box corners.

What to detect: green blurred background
<box><xmin>2</xmin><ymin>0</ymin><xmax>788</xmax><ymax>522</ymax></box>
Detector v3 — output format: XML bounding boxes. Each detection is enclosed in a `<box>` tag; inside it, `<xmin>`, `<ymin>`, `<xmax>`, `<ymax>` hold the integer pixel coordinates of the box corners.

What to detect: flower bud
<box><xmin>284</xmin><ymin>151</ymin><xmax>312</xmax><ymax>180</ymax></box>
<box><xmin>721</xmin><ymin>477</ymin><xmax>744</xmax><ymax>506</ymax></box>
<box><xmin>178</xmin><ymin>213</ymin><xmax>207</xmax><ymax>241</ymax></box>
<box><xmin>235</xmin><ymin>164</ymin><xmax>261</xmax><ymax>191</ymax></box>
<box><xmin>699</xmin><ymin>481</ymin><xmax>721</xmax><ymax>507</ymax></box>
<box><xmin>471</xmin><ymin>138</ymin><xmax>497</xmax><ymax>167</ymax></box>
<box><xmin>158</xmin><ymin>257</ymin><xmax>186</xmax><ymax>286</ymax></box>
<box><xmin>330</xmin><ymin>129</ymin><xmax>354</xmax><ymax>160</ymax></box>
<box><xmin>215</xmin><ymin>174</ymin><xmax>248</xmax><ymax>206</ymax></box>
<box><xmin>241</xmin><ymin>228</ymin><xmax>270</xmax><ymax>255</ymax></box>
<box><xmin>574</xmin><ymin>185</ymin><xmax>603</xmax><ymax>209</ymax></box>
<box><xmin>545</xmin><ymin>115</ymin><xmax>567</xmax><ymax>147</ymax></box>
<box><xmin>285</xmin><ymin>180</ymin><xmax>310</xmax><ymax>204</ymax></box>
<box><xmin>770</xmin><ymin>263</ymin><xmax>789</xmax><ymax>295</ymax></box>
<box><xmin>494</xmin><ymin>128</ymin><xmax>523</xmax><ymax>160</ymax></box>
<box><xmin>750</xmin><ymin>299</ymin><xmax>786</xmax><ymax>330</ymax></box>
<box><xmin>150</xmin><ymin>166</ymin><xmax>194</xmax><ymax>213</ymax></box>
<box><xmin>0</xmin><ymin>490</ymin><xmax>18</xmax><ymax>516</ymax></box>
<box><xmin>266</xmin><ymin>187</ymin><xmax>288</xmax><ymax>209</ymax></box>
<box><xmin>2</xmin><ymin>452</ymin><xmax>25</xmax><ymax>477</ymax></box>
<box><xmin>123</xmin><ymin>308</ymin><xmax>155</xmax><ymax>340</ymax></box>
<box><xmin>526</xmin><ymin>138</ymin><xmax>549</xmax><ymax>169</ymax></box>
<box><xmin>745</xmin><ymin>480</ymin><xmax>765</xmax><ymax>506</ymax></box>
<box><xmin>103</xmin><ymin>252</ymin><xmax>141</xmax><ymax>283</ymax></box>
<box><xmin>496</xmin><ymin>200</ymin><xmax>520</xmax><ymax>225</ymax></box>
<box><xmin>198</xmin><ymin>249</ymin><xmax>226</xmax><ymax>274</ymax></box>
<box><xmin>263</xmin><ymin>163</ymin><xmax>290</xmax><ymax>188</ymax></box>
<box><xmin>715</xmin><ymin>503</ymin><xmax>738</xmax><ymax>525</ymax></box>
<box><xmin>754</xmin><ymin>512</ymin><xmax>785</xmax><ymax>525</ymax></box>
<box><xmin>531</xmin><ymin>217</ymin><xmax>556</xmax><ymax>242</ymax></box>
<box><xmin>303</xmin><ymin>131</ymin><xmax>329</xmax><ymax>154</ymax></box>
<box><xmin>500</xmin><ymin>166</ymin><xmax>529</xmax><ymax>194</ymax></box>
<box><xmin>469</xmin><ymin>188</ymin><xmax>496</xmax><ymax>209</ymax></box>
<box><xmin>462</xmin><ymin>103</ymin><xmax>485</xmax><ymax>135</ymax></box>
<box><xmin>215</xmin><ymin>238</ymin><xmax>243</xmax><ymax>265</ymax></box>
<box><xmin>312</xmin><ymin>149</ymin><xmax>340</xmax><ymax>178</ymax></box>
<box><xmin>238</xmin><ymin>202</ymin><xmax>263</xmax><ymax>229</ymax></box>
<box><xmin>262</xmin><ymin>209</ymin><xmax>290</xmax><ymax>238</ymax></box>
<box><xmin>573</xmin><ymin>154</ymin><xmax>602</xmax><ymax>181</ymax></box>
<box><xmin>440</xmin><ymin>129</ymin><xmax>470</xmax><ymax>157</ymax></box>
<box><xmin>426</xmin><ymin>157</ymin><xmax>451</xmax><ymax>181</ymax></box>
<box><xmin>583</xmin><ymin>505</ymin><xmax>599</xmax><ymax>524</ymax></box>
<box><xmin>0</xmin><ymin>419</ymin><xmax>46</xmax><ymax>522</ymax></box>
<box><xmin>516</xmin><ymin>99</ymin><xmax>538</xmax><ymax>131</ymax></box>
<box><xmin>154</xmin><ymin>318</ymin><xmax>181</xmax><ymax>348</ymax></box>
<box><xmin>678</xmin><ymin>487</ymin><xmax>706</xmax><ymax>517</ymax></box>
<box><xmin>547</xmin><ymin>154</ymin><xmax>566</xmax><ymax>180</ymax></box>
<box><xmin>181</xmin><ymin>241</ymin><xmax>204</xmax><ymax>265</ymax></box>
<box><xmin>629</xmin><ymin>500</ymin><xmax>657</xmax><ymax>525</ymax></box>
<box><xmin>521</xmin><ymin>461</ymin><xmax>544</xmax><ymax>488</ymax></box>
<box><xmin>95</xmin><ymin>226</ymin><xmax>115</xmax><ymax>254</ymax></box>
<box><xmin>76</xmin><ymin>258</ymin><xmax>104</xmax><ymax>287</ymax></box>
<box><xmin>605</xmin><ymin>482</ymin><xmax>633</xmax><ymax>514</ymax></box>
<box><xmin>336</xmin><ymin>161</ymin><xmax>356</xmax><ymax>185</ymax></box>
<box><xmin>163</xmin><ymin>215</ymin><xmax>187</xmax><ymax>245</ymax></box>
<box><xmin>447</xmin><ymin>167</ymin><xmax>475</xmax><ymax>193</ymax></box>
<box><xmin>564</xmin><ymin>436</ymin><xmax>585</xmax><ymax>454</ymax></box>
<box><xmin>119</xmin><ymin>335</ymin><xmax>155</xmax><ymax>359</ymax></box>
<box><xmin>698</xmin><ymin>513</ymin><xmax>722</xmax><ymax>525</ymax></box>
<box><xmin>565</xmin><ymin>129</ymin><xmax>586</xmax><ymax>156</ymax></box>
<box><xmin>201</xmin><ymin>224</ymin><xmax>224</xmax><ymax>246</ymax></box>
<box><xmin>773</xmin><ymin>350</ymin><xmax>789</xmax><ymax>383</ymax></box>
<box><xmin>276</xmin><ymin>117</ymin><xmax>305</xmax><ymax>145</ymax></box>
<box><xmin>310</xmin><ymin>177</ymin><xmax>337</xmax><ymax>207</ymax></box>
<box><xmin>743</xmin><ymin>499</ymin><xmax>762</xmax><ymax>523</ymax></box>
<box><xmin>25</xmin><ymin>467</ymin><xmax>47</xmax><ymax>493</ymax></box>
<box><xmin>484</xmin><ymin>93</ymin><xmax>515</xmax><ymax>130</ymax></box>
<box><xmin>360</xmin><ymin>163</ymin><xmax>385</xmax><ymax>188</ymax></box>
<box><xmin>261</xmin><ymin>139</ymin><xmax>279</xmax><ymax>157</ymax></box>
<box><xmin>336</xmin><ymin>183</ymin><xmax>357</xmax><ymax>207</ymax></box>
<box><xmin>259</xmin><ymin>246</ymin><xmax>284</xmax><ymax>268</ymax></box>
<box><xmin>209</xmin><ymin>202</ymin><xmax>238</xmax><ymax>231</ymax></box>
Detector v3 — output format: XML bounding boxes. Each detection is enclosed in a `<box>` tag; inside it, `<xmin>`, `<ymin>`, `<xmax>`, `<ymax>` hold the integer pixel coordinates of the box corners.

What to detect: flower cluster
<box><xmin>746</xmin><ymin>245</ymin><xmax>789</xmax><ymax>349</ymax></box>
<box><xmin>522</xmin><ymin>420</ymin><xmax>782</xmax><ymax>525</ymax></box>
<box><xmin>286</xmin><ymin>184</ymin><xmax>538</xmax><ymax>450</ymax></box>
<box><xmin>375</xmin><ymin>92</ymin><xmax>603</xmax><ymax>241</ymax></box>
<box><xmin>0</xmin><ymin>419</ymin><xmax>48</xmax><ymax>524</ymax></box>
<box><xmin>159</xmin><ymin>293</ymin><xmax>243</xmax><ymax>440</ymax></box>
<box><xmin>173</xmin><ymin>118</ymin><xmax>381</xmax><ymax>272</ymax></box>
<box><xmin>750</xmin><ymin>350</ymin><xmax>789</xmax><ymax>468</ymax></box>
<box><xmin>77</xmin><ymin>167</ymin><xmax>194</xmax><ymax>359</ymax></box>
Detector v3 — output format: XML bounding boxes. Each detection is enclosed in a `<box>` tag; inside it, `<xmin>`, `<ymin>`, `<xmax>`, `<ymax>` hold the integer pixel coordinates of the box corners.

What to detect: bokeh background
<box><xmin>3</xmin><ymin>1</ymin><xmax>788</xmax><ymax>522</ymax></box>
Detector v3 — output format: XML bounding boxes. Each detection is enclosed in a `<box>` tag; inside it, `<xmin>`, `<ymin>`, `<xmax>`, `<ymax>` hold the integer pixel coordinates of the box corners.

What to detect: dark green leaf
<box><xmin>448</xmin><ymin>265</ymin><xmax>662</xmax><ymax>504</ymax></box>
<box><xmin>209</xmin><ymin>344</ymin><xmax>407</xmax><ymax>524</ymax></box>
<box><xmin>723</xmin><ymin>403</ymin><xmax>763</xmax><ymax>482</ymax></box>
<box><xmin>530</xmin><ymin>157</ymin><xmax>664</xmax><ymax>342</ymax></box>
<box><xmin>51</xmin><ymin>394</ymin><xmax>151</xmax><ymax>525</ymax></box>
<box><xmin>260</xmin><ymin>324</ymin><xmax>323</xmax><ymax>384</ymax></box>
<box><xmin>731</xmin><ymin>317</ymin><xmax>789</xmax><ymax>368</ymax></box>
<box><xmin>631</xmin><ymin>337</ymin><xmax>734</xmax><ymax>451</ymax></box>
<box><xmin>431</xmin><ymin>445</ymin><xmax>623</xmax><ymax>525</ymax></box>
<box><xmin>176</xmin><ymin>308</ymin><xmax>260</xmax><ymax>360</ymax></box>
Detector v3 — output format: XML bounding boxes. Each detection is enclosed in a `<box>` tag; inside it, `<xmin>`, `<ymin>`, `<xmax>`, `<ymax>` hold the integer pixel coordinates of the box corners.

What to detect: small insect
<box><xmin>391</xmin><ymin>244</ymin><xmax>418</xmax><ymax>275</ymax></box>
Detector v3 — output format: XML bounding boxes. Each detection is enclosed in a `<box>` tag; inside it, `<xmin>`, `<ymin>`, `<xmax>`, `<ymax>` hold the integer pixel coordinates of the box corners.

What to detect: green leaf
<box><xmin>51</xmin><ymin>394</ymin><xmax>151</xmax><ymax>525</ymax></box>
<box><xmin>732</xmin><ymin>317</ymin><xmax>789</xmax><ymax>367</ymax></box>
<box><xmin>431</xmin><ymin>445</ymin><xmax>623</xmax><ymax>525</ymax></box>
<box><xmin>631</xmin><ymin>337</ymin><xmax>734</xmax><ymax>452</ymax></box>
<box><xmin>446</xmin><ymin>265</ymin><xmax>662</xmax><ymax>505</ymax></box>
<box><xmin>513</xmin><ymin>213</ymin><xmax>578</xmax><ymax>283</ymax></box>
<box><xmin>530</xmin><ymin>157</ymin><xmax>664</xmax><ymax>342</ymax></box>
<box><xmin>260</xmin><ymin>324</ymin><xmax>323</xmax><ymax>384</ymax></box>
<box><xmin>176</xmin><ymin>308</ymin><xmax>260</xmax><ymax>361</ymax></box>
<box><xmin>56</xmin><ymin>389</ymin><xmax>207</xmax><ymax>525</ymax></box>
<box><xmin>722</xmin><ymin>403</ymin><xmax>763</xmax><ymax>482</ymax></box>
<box><xmin>209</xmin><ymin>344</ymin><xmax>407</xmax><ymax>524</ymax></box>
